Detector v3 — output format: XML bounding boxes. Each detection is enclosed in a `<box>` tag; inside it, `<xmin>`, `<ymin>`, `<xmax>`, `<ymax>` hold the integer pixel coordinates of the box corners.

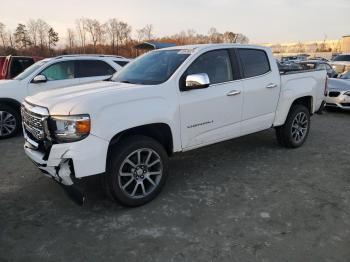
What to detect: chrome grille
<box><xmin>21</xmin><ymin>106</ymin><xmax>45</xmax><ymax>140</ymax></box>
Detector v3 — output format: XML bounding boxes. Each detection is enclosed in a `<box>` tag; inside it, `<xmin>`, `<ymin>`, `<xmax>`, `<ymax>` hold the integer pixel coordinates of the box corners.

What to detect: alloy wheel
<box><xmin>118</xmin><ymin>148</ymin><xmax>163</xmax><ymax>199</ymax></box>
<box><xmin>291</xmin><ymin>112</ymin><xmax>308</xmax><ymax>143</ymax></box>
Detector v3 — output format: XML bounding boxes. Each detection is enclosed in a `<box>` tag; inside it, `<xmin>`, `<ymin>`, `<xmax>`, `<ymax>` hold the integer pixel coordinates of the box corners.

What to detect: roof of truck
<box><xmin>161</xmin><ymin>43</ymin><xmax>269</xmax><ymax>52</ymax></box>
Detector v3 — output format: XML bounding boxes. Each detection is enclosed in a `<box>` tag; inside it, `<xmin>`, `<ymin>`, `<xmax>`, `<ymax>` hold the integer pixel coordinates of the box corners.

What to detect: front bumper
<box><xmin>24</xmin><ymin>131</ymin><xmax>110</xmax><ymax>185</ymax></box>
<box><xmin>325</xmin><ymin>92</ymin><xmax>350</xmax><ymax>110</ymax></box>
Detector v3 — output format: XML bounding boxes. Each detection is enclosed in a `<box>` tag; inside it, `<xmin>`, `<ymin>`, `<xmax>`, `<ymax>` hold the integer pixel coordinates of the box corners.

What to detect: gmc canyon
<box><xmin>21</xmin><ymin>44</ymin><xmax>326</xmax><ymax>206</ymax></box>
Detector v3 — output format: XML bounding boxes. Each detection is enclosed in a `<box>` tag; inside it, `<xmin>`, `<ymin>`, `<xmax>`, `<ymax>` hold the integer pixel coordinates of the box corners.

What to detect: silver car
<box><xmin>325</xmin><ymin>77</ymin><xmax>350</xmax><ymax>110</ymax></box>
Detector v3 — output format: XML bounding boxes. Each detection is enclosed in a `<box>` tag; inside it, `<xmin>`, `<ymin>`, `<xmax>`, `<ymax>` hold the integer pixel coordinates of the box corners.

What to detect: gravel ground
<box><xmin>0</xmin><ymin>109</ymin><xmax>350</xmax><ymax>262</ymax></box>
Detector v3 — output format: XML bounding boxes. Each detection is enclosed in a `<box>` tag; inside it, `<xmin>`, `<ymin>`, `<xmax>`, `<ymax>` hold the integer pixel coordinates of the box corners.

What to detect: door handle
<box><xmin>227</xmin><ymin>90</ymin><xmax>241</xmax><ymax>96</ymax></box>
<box><xmin>266</xmin><ymin>83</ymin><xmax>278</xmax><ymax>88</ymax></box>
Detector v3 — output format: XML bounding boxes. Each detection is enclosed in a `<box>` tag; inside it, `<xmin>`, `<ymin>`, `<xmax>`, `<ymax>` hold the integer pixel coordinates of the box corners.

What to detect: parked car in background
<box><xmin>325</xmin><ymin>78</ymin><xmax>350</xmax><ymax>110</ymax></box>
<box><xmin>0</xmin><ymin>54</ymin><xmax>131</xmax><ymax>139</ymax></box>
<box><xmin>22</xmin><ymin>44</ymin><xmax>326</xmax><ymax>206</ymax></box>
<box><xmin>277</xmin><ymin>61</ymin><xmax>302</xmax><ymax>73</ymax></box>
<box><xmin>308</xmin><ymin>56</ymin><xmax>329</xmax><ymax>62</ymax></box>
<box><xmin>0</xmin><ymin>56</ymin><xmax>40</xmax><ymax>80</ymax></box>
<box><xmin>330</xmin><ymin>54</ymin><xmax>350</xmax><ymax>74</ymax></box>
<box><xmin>296</xmin><ymin>60</ymin><xmax>338</xmax><ymax>78</ymax></box>
<box><xmin>281</xmin><ymin>54</ymin><xmax>309</xmax><ymax>64</ymax></box>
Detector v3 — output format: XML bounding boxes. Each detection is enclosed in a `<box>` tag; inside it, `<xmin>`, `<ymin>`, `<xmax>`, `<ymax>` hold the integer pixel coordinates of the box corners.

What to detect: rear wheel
<box><xmin>104</xmin><ymin>135</ymin><xmax>169</xmax><ymax>206</ymax></box>
<box><xmin>0</xmin><ymin>104</ymin><xmax>21</xmax><ymax>139</ymax></box>
<box><xmin>276</xmin><ymin>104</ymin><xmax>310</xmax><ymax>148</ymax></box>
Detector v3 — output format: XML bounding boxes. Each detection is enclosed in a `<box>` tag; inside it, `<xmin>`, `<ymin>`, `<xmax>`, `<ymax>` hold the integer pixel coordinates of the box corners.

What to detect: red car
<box><xmin>0</xmin><ymin>56</ymin><xmax>6</xmax><ymax>75</ymax></box>
<box><xmin>0</xmin><ymin>55</ymin><xmax>43</xmax><ymax>80</ymax></box>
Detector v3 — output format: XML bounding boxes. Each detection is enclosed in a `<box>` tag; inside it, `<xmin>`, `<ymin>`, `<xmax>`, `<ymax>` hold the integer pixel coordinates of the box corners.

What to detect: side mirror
<box><xmin>32</xmin><ymin>75</ymin><xmax>47</xmax><ymax>83</ymax></box>
<box><xmin>184</xmin><ymin>73</ymin><xmax>210</xmax><ymax>91</ymax></box>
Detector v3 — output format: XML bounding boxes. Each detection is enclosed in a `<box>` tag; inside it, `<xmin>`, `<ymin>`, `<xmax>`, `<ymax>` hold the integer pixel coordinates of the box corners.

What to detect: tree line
<box><xmin>0</xmin><ymin>18</ymin><xmax>249</xmax><ymax>58</ymax></box>
<box><xmin>0</xmin><ymin>19</ymin><xmax>59</xmax><ymax>57</ymax></box>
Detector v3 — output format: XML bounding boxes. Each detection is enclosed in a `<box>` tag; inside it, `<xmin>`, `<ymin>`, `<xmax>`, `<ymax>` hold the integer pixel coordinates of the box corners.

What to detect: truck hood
<box><xmin>25</xmin><ymin>80</ymin><xmax>145</xmax><ymax>115</ymax></box>
<box><xmin>327</xmin><ymin>78</ymin><xmax>350</xmax><ymax>91</ymax></box>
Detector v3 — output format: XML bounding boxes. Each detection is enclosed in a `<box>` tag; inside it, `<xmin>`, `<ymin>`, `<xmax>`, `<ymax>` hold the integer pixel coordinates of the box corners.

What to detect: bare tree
<box><xmin>84</xmin><ymin>18</ymin><xmax>102</xmax><ymax>51</ymax></box>
<box><xmin>235</xmin><ymin>33</ymin><xmax>249</xmax><ymax>44</ymax></box>
<box><xmin>96</xmin><ymin>22</ymin><xmax>106</xmax><ymax>46</ymax></box>
<box><xmin>137</xmin><ymin>24</ymin><xmax>154</xmax><ymax>42</ymax></box>
<box><xmin>7</xmin><ymin>30</ymin><xmax>14</xmax><ymax>49</ymax></box>
<box><xmin>223</xmin><ymin>31</ymin><xmax>236</xmax><ymax>43</ymax></box>
<box><xmin>106</xmin><ymin>18</ymin><xmax>118</xmax><ymax>54</ymax></box>
<box><xmin>27</xmin><ymin>19</ymin><xmax>38</xmax><ymax>46</ymax></box>
<box><xmin>66</xmin><ymin>28</ymin><xmax>76</xmax><ymax>52</ymax></box>
<box><xmin>37</xmin><ymin>19</ymin><xmax>49</xmax><ymax>49</ymax></box>
<box><xmin>76</xmin><ymin>18</ymin><xmax>86</xmax><ymax>52</ymax></box>
<box><xmin>118</xmin><ymin>22</ymin><xmax>131</xmax><ymax>45</ymax></box>
<box><xmin>136</xmin><ymin>28</ymin><xmax>144</xmax><ymax>42</ymax></box>
<box><xmin>0</xmin><ymin>22</ymin><xmax>6</xmax><ymax>48</ymax></box>
<box><xmin>143</xmin><ymin>24</ymin><xmax>153</xmax><ymax>40</ymax></box>
<box><xmin>208</xmin><ymin>27</ymin><xmax>223</xmax><ymax>43</ymax></box>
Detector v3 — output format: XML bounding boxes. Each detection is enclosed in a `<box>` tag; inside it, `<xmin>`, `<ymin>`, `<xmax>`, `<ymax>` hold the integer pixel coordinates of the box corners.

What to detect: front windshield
<box><xmin>14</xmin><ymin>59</ymin><xmax>50</xmax><ymax>80</ymax></box>
<box><xmin>333</xmin><ymin>55</ymin><xmax>350</xmax><ymax>62</ymax></box>
<box><xmin>111</xmin><ymin>50</ymin><xmax>190</xmax><ymax>85</ymax></box>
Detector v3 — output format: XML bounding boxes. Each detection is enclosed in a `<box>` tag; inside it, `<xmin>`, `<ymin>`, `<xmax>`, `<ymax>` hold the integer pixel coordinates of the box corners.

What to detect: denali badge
<box><xmin>187</xmin><ymin>120</ymin><xmax>214</xmax><ymax>129</ymax></box>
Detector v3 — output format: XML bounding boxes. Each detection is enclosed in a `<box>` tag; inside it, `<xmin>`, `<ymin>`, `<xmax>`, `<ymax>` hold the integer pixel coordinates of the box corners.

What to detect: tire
<box><xmin>104</xmin><ymin>135</ymin><xmax>169</xmax><ymax>206</ymax></box>
<box><xmin>275</xmin><ymin>104</ymin><xmax>310</xmax><ymax>148</ymax></box>
<box><xmin>0</xmin><ymin>104</ymin><xmax>21</xmax><ymax>139</ymax></box>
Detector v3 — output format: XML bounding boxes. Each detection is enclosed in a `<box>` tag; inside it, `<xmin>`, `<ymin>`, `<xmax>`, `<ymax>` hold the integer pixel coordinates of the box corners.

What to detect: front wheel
<box><xmin>276</xmin><ymin>104</ymin><xmax>310</xmax><ymax>148</ymax></box>
<box><xmin>104</xmin><ymin>135</ymin><xmax>169</xmax><ymax>206</ymax></box>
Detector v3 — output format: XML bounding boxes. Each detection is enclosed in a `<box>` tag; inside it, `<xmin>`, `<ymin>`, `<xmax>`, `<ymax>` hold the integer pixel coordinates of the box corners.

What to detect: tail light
<box><xmin>324</xmin><ymin>76</ymin><xmax>328</xmax><ymax>96</ymax></box>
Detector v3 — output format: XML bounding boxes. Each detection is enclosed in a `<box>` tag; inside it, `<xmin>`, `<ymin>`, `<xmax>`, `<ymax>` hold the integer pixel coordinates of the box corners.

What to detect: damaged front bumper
<box><xmin>24</xmin><ymin>139</ymin><xmax>75</xmax><ymax>186</ymax></box>
<box><xmin>23</xmin><ymin>131</ymin><xmax>109</xmax><ymax>205</ymax></box>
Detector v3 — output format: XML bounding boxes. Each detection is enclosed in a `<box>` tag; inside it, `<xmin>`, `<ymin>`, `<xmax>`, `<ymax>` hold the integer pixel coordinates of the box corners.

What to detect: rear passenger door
<box><xmin>237</xmin><ymin>48</ymin><xmax>280</xmax><ymax>135</ymax></box>
<box><xmin>77</xmin><ymin>60</ymin><xmax>116</xmax><ymax>85</ymax></box>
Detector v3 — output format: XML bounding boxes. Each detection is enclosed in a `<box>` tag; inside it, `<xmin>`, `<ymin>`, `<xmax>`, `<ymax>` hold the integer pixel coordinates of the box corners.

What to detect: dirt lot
<box><xmin>0</xmin><ymin>109</ymin><xmax>350</xmax><ymax>262</ymax></box>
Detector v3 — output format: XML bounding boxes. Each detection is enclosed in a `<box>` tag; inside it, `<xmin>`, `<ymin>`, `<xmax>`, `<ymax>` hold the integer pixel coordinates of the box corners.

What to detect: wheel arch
<box><xmin>291</xmin><ymin>96</ymin><xmax>313</xmax><ymax>114</ymax></box>
<box><xmin>274</xmin><ymin>95</ymin><xmax>314</xmax><ymax>127</ymax></box>
<box><xmin>107</xmin><ymin>123</ymin><xmax>174</xmax><ymax>160</ymax></box>
<box><xmin>0</xmin><ymin>98</ymin><xmax>21</xmax><ymax>112</ymax></box>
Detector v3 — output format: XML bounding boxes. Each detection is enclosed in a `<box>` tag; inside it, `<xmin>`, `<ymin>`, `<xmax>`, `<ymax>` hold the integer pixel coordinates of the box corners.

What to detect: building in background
<box><xmin>259</xmin><ymin>35</ymin><xmax>349</xmax><ymax>60</ymax></box>
<box><xmin>342</xmin><ymin>35</ymin><xmax>350</xmax><ymax>53</ymax></box>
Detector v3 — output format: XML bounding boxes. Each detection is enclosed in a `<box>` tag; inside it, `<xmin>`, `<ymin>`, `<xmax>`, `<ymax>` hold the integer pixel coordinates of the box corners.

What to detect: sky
<box><xmin>1</xmin><ymin>0</ymin><xmax>349</xmax><ymax>44</ymax></box>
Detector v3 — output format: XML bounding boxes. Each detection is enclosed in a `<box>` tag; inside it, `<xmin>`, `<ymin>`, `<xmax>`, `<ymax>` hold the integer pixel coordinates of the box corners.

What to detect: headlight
<box><xmin>49</xmin><ymin>114</ymin><xmax>90</xmax><ymax>143</ymax></box>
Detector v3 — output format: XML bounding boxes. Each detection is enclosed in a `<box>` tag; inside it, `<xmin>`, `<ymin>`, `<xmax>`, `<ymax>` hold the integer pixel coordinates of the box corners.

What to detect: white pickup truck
<box><xmin>22</xmin><ymin>44</ymin><xmax>326</xmax><ymax>206</ymax></box>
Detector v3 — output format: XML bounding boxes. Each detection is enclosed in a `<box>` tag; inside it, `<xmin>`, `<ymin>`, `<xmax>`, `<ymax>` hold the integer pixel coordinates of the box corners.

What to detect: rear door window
<box><xmin>238</xmin><ymin>49</ymin><xmax>271</xmax><ymax>78</ymax></box>
<box><xmin>77</xmin><ymin>60</ymin><xmax>115</xmax><ymax>78</ymax></box>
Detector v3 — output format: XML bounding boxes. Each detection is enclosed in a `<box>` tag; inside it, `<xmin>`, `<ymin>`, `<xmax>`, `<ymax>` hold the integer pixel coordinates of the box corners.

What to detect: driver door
<box><xmin>27</xmin><ymin>60</ymin><xmax>80</xmax><ymax>95</ymax></box>
<box><xmin>179</xmin><ymin>49</ymin><xmax>243</xmax><ymax>149</ymax></box>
